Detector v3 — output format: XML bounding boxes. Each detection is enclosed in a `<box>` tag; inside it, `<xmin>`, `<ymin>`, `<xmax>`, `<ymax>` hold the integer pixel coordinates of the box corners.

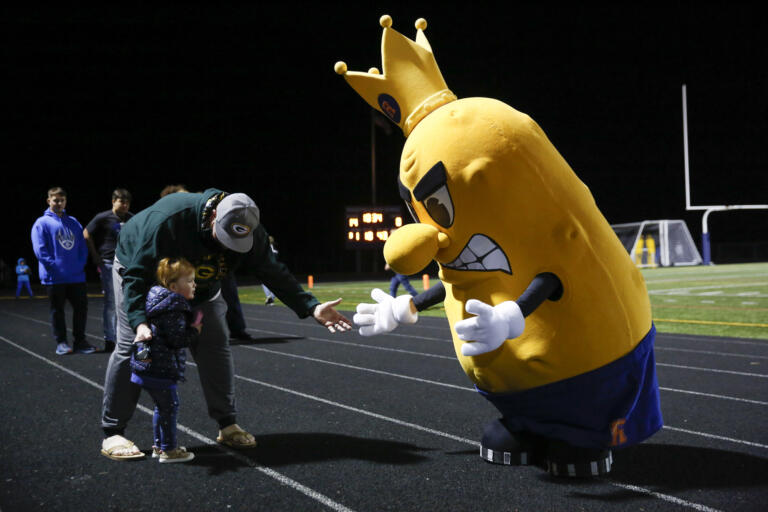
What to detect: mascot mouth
<box><xmin>441</xmin><ymin>234</ymin><xmax>511</xmax><ymax>274</ymax></box>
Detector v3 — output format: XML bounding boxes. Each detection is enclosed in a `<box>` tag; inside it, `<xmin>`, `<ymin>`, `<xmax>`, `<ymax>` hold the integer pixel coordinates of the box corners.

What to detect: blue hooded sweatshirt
<box><xmin>16</xmin><ymin>259</ymin><xmax>31</xmax><ymax>283</ymax></box>
<box><xmin>31</xmin><ymin>209</ymin><xmax>87</xmax><ymax>285</ymax></box>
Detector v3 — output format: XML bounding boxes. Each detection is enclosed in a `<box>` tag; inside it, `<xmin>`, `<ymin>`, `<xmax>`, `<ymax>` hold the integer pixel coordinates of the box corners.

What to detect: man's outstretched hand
<box><xmin>313</xmin><ymin>298</ymin><xmax>352</xmax><ymax>333</ymax></box>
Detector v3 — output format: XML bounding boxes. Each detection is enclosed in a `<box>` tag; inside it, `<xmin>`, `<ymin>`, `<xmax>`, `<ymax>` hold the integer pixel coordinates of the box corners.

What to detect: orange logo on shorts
<box><xmin>610</xmin><ymin>418</ymin><xmax>627</xmax><ymax>446</ymax></box>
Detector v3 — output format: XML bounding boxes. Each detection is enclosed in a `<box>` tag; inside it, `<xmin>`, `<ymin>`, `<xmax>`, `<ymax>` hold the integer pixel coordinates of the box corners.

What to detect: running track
<box><xmin>1</xmin><ymin>297</ymin><xmax>766</xmax><ymax>511</ymax></box>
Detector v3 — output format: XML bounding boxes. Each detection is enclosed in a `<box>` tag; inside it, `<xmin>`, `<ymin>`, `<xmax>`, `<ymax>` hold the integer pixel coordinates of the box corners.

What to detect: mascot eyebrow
<box><xmin>413</xmin><ymin>161</ymin><xmax>448</xmax><ymax>200</ymax></box>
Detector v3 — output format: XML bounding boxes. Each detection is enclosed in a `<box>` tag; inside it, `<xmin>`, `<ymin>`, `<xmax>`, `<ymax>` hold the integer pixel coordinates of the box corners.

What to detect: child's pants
<box><xmin>145</xmin><ymin>385</ymin><xmax>180</xmax><ymax>451</ymax></box>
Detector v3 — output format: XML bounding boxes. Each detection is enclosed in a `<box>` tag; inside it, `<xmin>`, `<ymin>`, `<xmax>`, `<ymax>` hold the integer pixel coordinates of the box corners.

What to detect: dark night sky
<box><xmin>4</xmin><ymin>3</ymin><xmax>767</xmax><ymax>279</ymax></box>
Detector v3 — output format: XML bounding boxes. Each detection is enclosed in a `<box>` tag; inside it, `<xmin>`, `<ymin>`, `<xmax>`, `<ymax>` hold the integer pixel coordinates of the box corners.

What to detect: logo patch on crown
<box><xmin>378</xmin><ymin>94</ymin><xmax>401</xmax><ymax>123</ymax></box>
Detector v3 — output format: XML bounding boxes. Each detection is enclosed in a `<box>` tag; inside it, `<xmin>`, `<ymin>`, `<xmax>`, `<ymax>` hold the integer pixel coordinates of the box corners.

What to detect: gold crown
<box><xmin>335</xmin><ymin>15</ymin><xmax>457</xmax><ymax>137</ymax></box>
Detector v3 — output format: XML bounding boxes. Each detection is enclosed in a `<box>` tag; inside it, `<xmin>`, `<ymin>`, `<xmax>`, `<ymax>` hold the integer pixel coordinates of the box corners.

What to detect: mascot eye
<box><xmin>422</xmin><ymin>185</ymin><xmax>454</xmax><ymax>228</ymax></box>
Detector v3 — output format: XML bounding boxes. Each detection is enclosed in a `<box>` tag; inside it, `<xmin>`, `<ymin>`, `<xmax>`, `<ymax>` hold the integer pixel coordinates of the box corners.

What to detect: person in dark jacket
<box><xmin>125</xmin><ymin>257</ymin><xmax>200</xmax><ymax>463</ymax></box>
<box><xmin>100</xmin><ymin>189</ymin><xmax>352</xmax><ymax>461</ymax></box>
<box><xmin>84</xmin><ymin>188</ymin><xmax>134</xmax><ymax>352</ymax></box>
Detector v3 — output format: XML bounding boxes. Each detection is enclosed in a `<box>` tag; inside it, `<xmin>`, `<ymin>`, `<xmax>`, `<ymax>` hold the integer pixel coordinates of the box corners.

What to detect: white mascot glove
<box><xmin>454</xmin><ymin>299</ymin><xmax>525</xmax><ymax>356</ymax></box>
<box><xmin>353</xmin><ymin>288</ymin><xmax>418</xmax><ymax>336</ymax></box>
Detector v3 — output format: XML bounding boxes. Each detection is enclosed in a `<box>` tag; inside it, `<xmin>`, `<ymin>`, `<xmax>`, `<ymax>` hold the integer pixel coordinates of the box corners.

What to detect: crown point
<box><xmin>368</xmin><ymin>67</ymin><xmax>381</xmax><ymax>75</ymax></box>
<box><xmin>380</xmin><ymin>14</ymin><xmax>393</xmax><ymax>28</ymax></box>
<box><xmin>334</xmin><ymin>61</ymin><xmax>348</xmax><ymax>75</ymax></box>
<box><xmin>415</xmin><ymin>18</ymin><xmax>427</xmax><ymax>30</ymax></box>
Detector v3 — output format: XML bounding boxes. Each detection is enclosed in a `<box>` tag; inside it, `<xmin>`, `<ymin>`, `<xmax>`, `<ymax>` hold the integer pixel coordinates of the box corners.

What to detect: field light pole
<box><xmin>682</xmin><ymin>84</ymin><xmax>768</xmax><ymax>265</ymax></box>
<box><xmin>371</xmin><ymin>111</ymin><xmax>377</xmax><ymax>206</ymax></box>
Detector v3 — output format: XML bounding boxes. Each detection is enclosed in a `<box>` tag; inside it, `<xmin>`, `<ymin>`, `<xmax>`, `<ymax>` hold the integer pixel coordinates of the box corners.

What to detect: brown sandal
<box><xmin>216</xmin><ymin>424</ymin><xmax>257</xmax><ymax>449</ymax></box>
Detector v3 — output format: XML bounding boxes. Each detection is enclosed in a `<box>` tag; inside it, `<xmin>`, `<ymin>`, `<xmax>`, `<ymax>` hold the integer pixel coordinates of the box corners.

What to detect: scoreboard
<box><xmin>345</xmin><ymin>205</ymin><xmax>405</xmax><ymax>249</ymax></box>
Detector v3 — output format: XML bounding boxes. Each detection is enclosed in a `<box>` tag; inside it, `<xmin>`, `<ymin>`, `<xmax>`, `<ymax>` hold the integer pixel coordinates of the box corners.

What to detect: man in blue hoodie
<box><xmin>31</xmin><ymin>187</ymin><xmax>95</xmax><ymax>355</ymax></box>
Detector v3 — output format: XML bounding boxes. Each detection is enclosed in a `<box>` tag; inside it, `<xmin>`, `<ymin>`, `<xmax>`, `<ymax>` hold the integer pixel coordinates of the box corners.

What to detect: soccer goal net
<box><xmin>611</xmin><ymin>220</ymin><xmax>702</xmax><ymax>267</ymax></box>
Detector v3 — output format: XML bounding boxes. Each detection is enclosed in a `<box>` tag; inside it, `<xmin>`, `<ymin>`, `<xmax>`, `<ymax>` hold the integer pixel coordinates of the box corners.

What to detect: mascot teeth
<box><xmin>443</xmin><ymin>234</ymin><xmax>511</xmax><ymax>274</ymax></box>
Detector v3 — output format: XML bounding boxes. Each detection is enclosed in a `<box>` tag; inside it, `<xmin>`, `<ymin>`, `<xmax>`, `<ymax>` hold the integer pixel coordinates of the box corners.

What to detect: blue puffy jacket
<box><xmin>130</xmin><ymin>286</ymin><xmax>198</xmax><ymax>381</ymax></box>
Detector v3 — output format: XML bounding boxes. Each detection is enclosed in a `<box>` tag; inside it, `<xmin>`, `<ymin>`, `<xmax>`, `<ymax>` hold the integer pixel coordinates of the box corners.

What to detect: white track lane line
<box><xmin>243</xmin><ymin>313</ymin><xmax>768</xmax><ymax>356</ymax></box>
<box><xmin>248</xmin><ymin>326</ymin><xmax>455</xmax><ymax>360</ymax></box>
<box><xmin>656</xmin><ymin>362</ymin><xmax>767</xmax><ymax>378</ymax></box>
<box><xmin>658</xmin><ymin>387</ymin><xmax>768</xmax><ymax>406</ymax></box>
<box><xmin>658</xmin><ymin>333</ymin><xmax>768</xmax><ymax>348</ymax></box>
<box><xmin>0</xmin><ymin>334</ymin><xmax>356</xmax><ymax>512</ymax></box>
<box><xmin>654</xmin><ymin>346</ymin><xmax>768</xmax><ymax>360</ymax></box>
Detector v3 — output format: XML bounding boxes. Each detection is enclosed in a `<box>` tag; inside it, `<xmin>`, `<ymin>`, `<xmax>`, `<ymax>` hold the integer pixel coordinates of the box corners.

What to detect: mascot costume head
<box><xmin>336</xmin><ymin>15</ymin><xmax>662</xmax><ymax>478</ymax></box>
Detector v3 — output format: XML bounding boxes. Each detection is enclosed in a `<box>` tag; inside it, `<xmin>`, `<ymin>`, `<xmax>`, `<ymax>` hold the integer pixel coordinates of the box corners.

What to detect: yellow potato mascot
<box><xmin>336</xmin><ymin>15</ymin><xmax>662</xmax><ymax>477</ymax></box>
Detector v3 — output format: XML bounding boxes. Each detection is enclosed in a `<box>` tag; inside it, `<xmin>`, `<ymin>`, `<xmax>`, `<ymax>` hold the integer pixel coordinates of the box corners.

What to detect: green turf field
<box><xmin>238</xmin><ymin>262</ymin><xmax>768</xmax><ymax>340</ymax></box>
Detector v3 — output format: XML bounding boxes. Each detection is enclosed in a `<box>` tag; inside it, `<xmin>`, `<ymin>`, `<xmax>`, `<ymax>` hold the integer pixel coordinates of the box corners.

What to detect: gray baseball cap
<box><xmin>213</xmin><ymin>193</ymin><xmax>260</xmax><ymax>253</ymax></box>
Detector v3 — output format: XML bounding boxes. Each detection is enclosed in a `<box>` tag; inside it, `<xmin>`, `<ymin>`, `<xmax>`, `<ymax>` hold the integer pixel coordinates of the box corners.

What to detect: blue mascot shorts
<box><xmin>477</xmin><ymin>324</ymin><xmax>663</xmax><ymax>449</ymax></box>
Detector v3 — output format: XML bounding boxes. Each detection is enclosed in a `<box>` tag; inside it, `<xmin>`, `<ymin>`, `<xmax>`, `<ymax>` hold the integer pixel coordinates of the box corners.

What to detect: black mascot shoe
<box><xmin>480</xmin><ymin>419</ymin><xmax>545</xmax><ymax>466</ymax></box>
<box><xmin>545</xmin><ymin>439</ymin><xmax>612</xmax><ymax>477</ymax></box>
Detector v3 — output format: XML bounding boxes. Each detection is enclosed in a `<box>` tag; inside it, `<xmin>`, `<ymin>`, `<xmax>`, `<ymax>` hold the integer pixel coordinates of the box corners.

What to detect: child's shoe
<box><xmin>153</xmin><ymin>445</ymin><xmax>187</xmax><ymax>458</ymax></box>
<box><xmin>157</xmin><ymin>446</ymin><xmax>194</xmax><ymax>464</ymax></box>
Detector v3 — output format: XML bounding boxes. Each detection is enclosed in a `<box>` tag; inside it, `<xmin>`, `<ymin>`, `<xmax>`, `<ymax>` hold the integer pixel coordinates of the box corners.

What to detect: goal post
<box><xmin>682</xmin><ymin>84</ymin><xmax>768</xmax><ymax>264</ymax></box>
<box><xmin>611</xmin><ymin>220</ymin><xmax>702</xmax><ymax>267</ymax></box>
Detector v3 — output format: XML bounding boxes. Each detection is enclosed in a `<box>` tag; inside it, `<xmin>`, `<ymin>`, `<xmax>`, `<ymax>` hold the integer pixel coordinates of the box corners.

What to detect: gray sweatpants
<box><xmin>101</xmin><ymin>259</ymin><xmax>236</xmax><ymax>434</ymax></box>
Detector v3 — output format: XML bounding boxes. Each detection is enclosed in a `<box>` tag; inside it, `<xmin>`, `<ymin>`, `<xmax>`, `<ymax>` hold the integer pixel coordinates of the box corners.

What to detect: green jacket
<box><xmin>116</xmin><ymin>188</ymin><xmax>319</xmax><ymax>330</ymax></box>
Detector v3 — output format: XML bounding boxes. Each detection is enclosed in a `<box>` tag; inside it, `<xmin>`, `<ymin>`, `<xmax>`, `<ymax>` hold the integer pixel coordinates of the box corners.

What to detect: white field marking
<box><xmin>250</xmin><ymin>313</ymin><xmax>768</xmax><ymax>351</ymax></box>
<box><xmin>604</xmin><ymin>483</ymin><xmax>723</xmax><ymax>512</ymax></box>
<box><xmin>742</xmin><ymin>301</ymin><xmax>758</xmax><ymax>305</ymax></box>
<box><xmin>245</xmin><ymin>318</ymin><xmax>768</xmax><ymax>359</ymax></box>
<box><xmin>0</xmin><ymin>332</ymin><xmax>740</xmax><ymax>512</ymax></box>
<box><xmin>243</xmin><ymin>313</ymin><xmax>452</xmax><ymax>333</ymax></box>
<box><xmin>247</xmin><ymin>327</ymin><xmax>456</xmax><ymax>360</ymax></box>
<box><xmin>659</xmin><ymin>333</ymin><xmax>768</xmax><ymax>347</ymax></box>
<box><xmin>659</xmin><ymin>387</ymin><xmax>768</xmax><ymax>406</ymax></box>
<box><xmin>699</xmin><ymin>292</ymin><xmax>723</xmax><ymax>296</ymax></box>
<box><xmin>656</xmin><ymin>362</ymin><xmax>768</xmax><ymax>378</ymax></box>
<box><xmin>0</xmin><ymin>334</ymin><xmax>357</xmax><ymax>512</ymax></box>
<box><xmin>700</xmin><ymin>300</ymin><xmax>715</xmax><ymax>304</ymax></box>
<box><xmin>644</xmin><ymin>272</ymin><xmax>768</xmax><ymax>284</ymax></box>
<box><xmin>240</xmin><ymin>345</ymin><xmax>472</xmax><ymax>391</ymax></box>
<box><xmin>229</xmin><ymin>368</ymin><xmax>479</xmax><ymax>446</ymax></box>
<box><xmin>249</xmin><ymin>322</ymin><xmax>768</xmax><ymax>362</ymax></box>
<box><xmin>649</xmin><ymin>282</ymin><xmax>768</xmax><ymax>296</ymax></box>
<box><xmin>662</xmin><ymin>426</ymin><xmax>768</xmax><ymax>449</ymax></box>
<box><xmin>738</xmin><ymin>292</ymin><xmax>761</xmax><ymax>296</ymax></box>
<box><xmin>654</xmin><ymin>346</ymin><xmax>768</xmax><ymax>360</ymax></box>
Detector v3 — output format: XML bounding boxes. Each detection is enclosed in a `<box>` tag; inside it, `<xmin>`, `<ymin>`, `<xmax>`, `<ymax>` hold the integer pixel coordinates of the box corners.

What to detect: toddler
<box><xmin>130</xmin><ymin>257</ymin><xmax>202</xmax><ymax>463</ymax></box>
